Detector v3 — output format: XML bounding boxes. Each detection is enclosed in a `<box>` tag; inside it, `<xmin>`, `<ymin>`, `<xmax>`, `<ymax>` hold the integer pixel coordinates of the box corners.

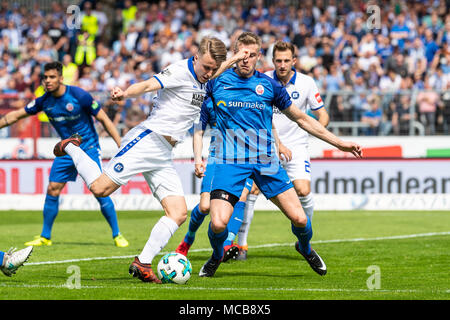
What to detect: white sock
<box><xmin>238</xmin><ymin>194</ymin><xmax>257</xmax><ymax>247</ymax></box>
<box><xmin>138</xmin><ymin>216</ymin><xmax>179</xmax><ymax>264</ymax></box>
<box><xmin>299</xmin><ymin>193</ymin><xmax>314</xmax><ymax>221</ymax></box>
<box><xmin>65</xmin><ymin>143</ymin><xmax>102</xmax><ymax>187</ymax></box>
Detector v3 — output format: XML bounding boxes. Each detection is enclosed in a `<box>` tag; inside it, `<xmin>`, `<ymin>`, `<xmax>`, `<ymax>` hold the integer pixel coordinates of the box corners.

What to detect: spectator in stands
<box><xmin>160</xmin><ymin>44</ymin><xmax>183</xmax><ymax>70</ymax></box>
<box><xmin>417</xmin><ymin>79</ymin><xmax>441</xmax><ymax>135</ymax></box>
<box><xmin>324</xmin><ymin>63</ymin><xmax>344</xmax><ymax>92</ymax></box>
<box><xmin>123</xmin><ymin>105</ymin><xmax>146</xmax><ymax>136</ymax></box>
<box><xmin>391</xmin><ymin>13</ymin><xmax>410</xmax><ymax>50</ymax></box>
<box><xmin>396</xmin><ymin>95</ymin><xmax>413</xmax><ymax>135</ymax></box>
<box><xmin>381</xmin><ymin>101</ymin><xmax>398</xmax><ymax>136</ymax></box>
<box><xmin>320</xmin><ymin>42</ymin><xmax>334</xmax><ymax>72</ymax></box>
<box><xmin>379</xmin><ymin>68</ymin><xmax>402</xmax><ymax>91</ymax></box>
<box><xmin>361</xmin><ymin>94</ymin><xmax>383</xmax><ymax>136</ymax></box>
<box><xmin>61</xmin><ymin>54</ymin><xmax>78</xmax><ymax>85</ymax></box>
<box><xmin>422</xmin><ymin>10</ymin><xmax>444</xmax><ymax>37</ymax></box>
<box><xmin>407</xmin><ymin>37</ymin><xmax>427</xmax><ymax>75</ymax></box>
<box><xmin>81</xmin><ymin>1</ymin><xmax>99</xmax><ymax>38</ymax></box>
<box><xmin>0</xmin><ymin>0</ymin><xmax>447</xmax><ymax>139</ymax></box>
<box><xmin>0</xmin><ymin>66</ymin><xmax>9</xmax><ymax>90</ymax></box>
<box><xmin>92</xmin><ymin>2</ymin><xmax>109</xmax><ymax>38</ymax></box>
<box><xmin>122</xmin><ymin>0</ymin><xmax>137</xmax><ymax>33</ymax></box>
<box><xmin>423</xmin><ymin>28</ymin><xmax>440</xmax><ymax>65</ymax></box>
<box><xmin>74</xmin><ymin>31</ymin><xmax>96</xmax><ymax>67</ymax></box>
<box><xmin>299</xmin><ymin>45</ymin><xmax>319</xmax><ymax>72</ymax></box>
<box><xmin>2</xmin><ymin>20</ymin><xmax>21</xmax><ymax>53</ymax></box>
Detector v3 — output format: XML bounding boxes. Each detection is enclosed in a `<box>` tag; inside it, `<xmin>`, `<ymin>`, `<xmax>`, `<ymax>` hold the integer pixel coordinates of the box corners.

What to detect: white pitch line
<box><xmin>24</xmin><ymin>231</ymin><xmax>450</xmax><ymax>266</ymax></box>
<box><xmin>0</xmin><ymin>283</ymin><xmax>447</xmax><ymax>294</ymax></box>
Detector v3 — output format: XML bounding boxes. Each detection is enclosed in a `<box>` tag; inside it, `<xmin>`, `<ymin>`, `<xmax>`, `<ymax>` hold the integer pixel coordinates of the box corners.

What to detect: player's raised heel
<box><xmin>222</xmin><ymin>244</ymin><xmax>239</xmax><ymax>262</ymax></box>
<box><xmin>129</xmin><ymin>257</ymin><xmax>162</xmax><ymax>283</ymax></box>
<box><xmin>295</xmin><ymin>242</ymin><xmax>327</xmax><ymax>276</ymax></box>
<box><xmin>175</xmin><ymin>240</ymin><xmax>192</xmax><ymax>257</ymax></box>
<box><xmin>53</xmin><ymin>133</ymin><xmax>83</xmax><ymax>157</ymax></box>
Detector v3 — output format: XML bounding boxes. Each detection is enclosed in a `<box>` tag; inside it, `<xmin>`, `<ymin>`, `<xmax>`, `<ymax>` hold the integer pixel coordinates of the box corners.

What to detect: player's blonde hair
<box><xmin>233</xmin><ymin>31</ymin><xmax>262</xmax><ymax>53</ymax></box>
<box><xmin>198</xmin><ymin>37</ymin><xmax>227</xmax><ymax>65</ymax></box>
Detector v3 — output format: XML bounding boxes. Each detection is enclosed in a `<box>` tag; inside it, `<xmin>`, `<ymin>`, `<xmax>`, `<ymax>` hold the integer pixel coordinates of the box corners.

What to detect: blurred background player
<box><xmin>236</xmin><ymin>41</ymin><xmax>330</xmax><ymax>260</ymax></box>
<box><xmin>199</xmin><ymin>32</ymin><xmax>361</xmax><ymax>278</ymax></box>
<box><xmin>175</xmin><ymin>96</ymin><xmax>253</xmax><ymax>262</ymax></box>
<box><xmin>0</xmin><ymin>62</ymin><xmax>128</xmax><ymax>248</ymax></box>
<box><xmin>0</xmin><ymin>246</ymin><xmax>33</xmax><ymax>277</ymax></box>
<box><xmin>53</xmin><ymin>37</ymin><xmax>248</xmax><ymax>283</ymax></box>
<box><xmin>236</xmin><ymin>184</ymin><xmax>260</xmax><ymax>260</ymax></box>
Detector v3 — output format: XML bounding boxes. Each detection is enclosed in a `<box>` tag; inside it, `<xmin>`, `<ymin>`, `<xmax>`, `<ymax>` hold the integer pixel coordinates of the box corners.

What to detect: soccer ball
<box><xmin>157</xmin><ymin>252</ymin><xmax>192</xmax><ymax>284</ymax></box>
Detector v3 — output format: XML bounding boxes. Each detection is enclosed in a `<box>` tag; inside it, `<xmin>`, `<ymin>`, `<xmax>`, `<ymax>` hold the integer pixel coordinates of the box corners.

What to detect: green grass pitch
<box><xmin>0</xmin><ymin>209</ymin><xmax>449</xmax><ymax>300</ymax></box>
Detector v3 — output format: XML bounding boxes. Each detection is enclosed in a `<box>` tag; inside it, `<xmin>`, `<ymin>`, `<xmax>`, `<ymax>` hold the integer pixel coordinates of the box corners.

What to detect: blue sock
<box><xmin>0</xmin><ymin>251</ymin><xmax>4</xmax><ymax>267</ymax></box>
<box><xmin>208</xmin><ymin>223</ymin><xmax>228</xmax><ymax>261</ymax></box>
<box><xmin>224</xmin><ymin>201</ymin><xmax>245</xmax><ymax>247</ymax></box>
<box><xmin>184</xmin><ymin>204</ymin><xmax>208</xmax><ymax>245</ymax></box>
<box><xmin>291</xmin><ymin>216</ymin><xmax>313</xmax><ymax>255</ymax></box>
<box><xmin>41</xmin><ymin>194</ymin><xmax>59</xmax><ymax>239</ymax></box>
<box><xmin>96</xmin><ymin>197</ymin><xmax>120</xmax><ymax>238</ymax></box>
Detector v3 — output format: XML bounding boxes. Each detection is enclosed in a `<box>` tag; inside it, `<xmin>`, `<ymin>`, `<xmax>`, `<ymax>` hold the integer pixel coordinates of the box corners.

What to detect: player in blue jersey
<box><xmin>51</xmin><ymin>38</ymin><xmax>249</xmax><ymax>283</ymax></box>
<box><xmin>198</xmin><ymin>32</ymin><xmax>362</xmax><ymax>278</ymax></box>
<box><xmin>0</xmin><ymin>62</ymin><xmax>129</xmax><ymax>248</ymax></box>
<box><xmin>0</xmin><ymin>246</ymin><xmax>33</xmax><ymax>277</ymax></box>
<box><xmin>175</xmin><ymin>97</ymin><xmax>254</xmax><ymax>261</ymax></box>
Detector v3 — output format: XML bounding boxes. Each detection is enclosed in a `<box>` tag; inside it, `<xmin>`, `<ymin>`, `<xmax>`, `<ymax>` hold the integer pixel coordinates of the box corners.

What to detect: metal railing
<box><xmin>322</xmin><ymin>89</ymin><xmax>448</xmax><ymax>136</ymax></box>
<box><xmin>0</xmin><ymin>89</ymin><xmax>448</xmax><ymax>138</ymax></box>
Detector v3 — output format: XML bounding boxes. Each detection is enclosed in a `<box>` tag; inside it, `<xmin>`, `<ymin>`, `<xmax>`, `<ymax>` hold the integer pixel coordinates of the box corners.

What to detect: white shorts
<box><xmin>280</xmin><ymin>143</ymin><xmax>311</xmax><ymax>182</ymax></box>
<box><xmin>104</xmin><ymin>124</ymin><xmax>184</xmax><ymax>202</ymax></box>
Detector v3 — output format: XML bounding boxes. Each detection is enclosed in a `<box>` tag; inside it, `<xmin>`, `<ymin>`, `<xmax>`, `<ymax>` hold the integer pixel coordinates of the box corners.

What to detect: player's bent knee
<box><xmin>47</xmin><ymin>183</ymin><xmax>65</xmax><ymax>197</ymax></box>
<box><xmin>162</xmin><ymin>196</ymin><xmax>188</xmax><ymax>226</ymax></box>
<box><xmin>295</xmin><ymin>187</ymin><xmax>311</xmax><ymax>198</ymax></box>
<box><xmin>89</xmin><ymin>182</ymin><xmax>111</xmax><ymax>198</ymax></box>
<box><xmin>210</xmin><ymin>220</ymin><xmax>227</xmax><ymax>233</ymax></box>
<box><xmin>293</xmin><ymin>215</ymin><xmax>308</xmax><ymax>227</ymax></box>
<box><xmin>171</xmin><ymin>211</ymin><xmax>187</xmax><ymax>226</ymax></box>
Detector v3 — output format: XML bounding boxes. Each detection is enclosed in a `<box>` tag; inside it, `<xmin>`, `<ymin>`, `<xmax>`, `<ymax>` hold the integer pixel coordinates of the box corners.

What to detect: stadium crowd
<box><xmin>0</xmin><ymin>0</ymin><xmax>449</xmax><ymax>138</ymax></box>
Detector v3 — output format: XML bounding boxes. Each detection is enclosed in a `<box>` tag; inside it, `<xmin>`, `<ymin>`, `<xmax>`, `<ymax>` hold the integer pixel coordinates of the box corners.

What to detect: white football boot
<box><xmin>1</xmin><ymin>246</ymin><xmax>33</xmax><ymax>277</ymax></box>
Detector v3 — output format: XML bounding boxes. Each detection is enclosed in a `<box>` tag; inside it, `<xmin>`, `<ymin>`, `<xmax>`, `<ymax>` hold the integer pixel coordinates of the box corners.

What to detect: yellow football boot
<box><xmin>24</xmin><ymin>236</ymin><xmax>52</xmax><ymax>246</ymax></box>
<box><xmin>114</xmin><ymin>234</ymin><xmax>129</xmax><ymax>247</ymax></box>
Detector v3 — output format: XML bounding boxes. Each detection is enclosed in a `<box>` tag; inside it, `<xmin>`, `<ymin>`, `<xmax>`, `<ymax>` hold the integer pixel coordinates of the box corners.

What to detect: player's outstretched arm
<box><xmin>193</xmin><ymin>128</ymin><xmax>206</xmax><ymax>178</ymax></box>
<box><xmin>94</xmin><ymin>109</ymin><xmax>121</xmax><ymax>148</ymax></box>
<box><xmin>211</xmin><ymin>48</ymin><xmax>250</xmax><ymax>79</ymax></box>
<box><xmin>313</xmin><ymin>106</ymin><xmax>330</xmax><ymax>128</ymax></box>
<box><xmin>282</xmin><ymin>105</ymin><xmax>362</xmax><ymax>158</ymax></box>
<box><xmin>111</xmin><ymin>77</ymin><xmax>162</xmax><ymax>101</ymax></box>
<box><xmin>0</xmin><ymin>108</ymin><xmax>30</xmax><ymax>129</ymax></box>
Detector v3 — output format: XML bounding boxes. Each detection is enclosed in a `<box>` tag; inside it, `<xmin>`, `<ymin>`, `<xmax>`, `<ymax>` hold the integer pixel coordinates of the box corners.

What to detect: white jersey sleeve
<box><xmin>306</xmin><ymin>78</ymin><xmax>324</xmax><ymax>111</ymax></box>
<box><xmin>266</xmin><ymin>70</ymin><xmax>323</xmax><ymax>147</ymax></box>
<box><xmin>153</xmin><ymin>63</ymin><xmax>186</xmax><ymax>89</ymax></box>
<box><xmin>141</xmin><ymin>58</ymin><xmax>207</xmax><ymax>142</ymax></box>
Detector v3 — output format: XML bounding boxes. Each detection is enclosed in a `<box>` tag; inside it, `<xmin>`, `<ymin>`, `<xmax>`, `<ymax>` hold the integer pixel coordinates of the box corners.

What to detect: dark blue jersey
<box><xmin>206</xmin><ymin>68</ymin><xmax>292</xmax><ymax>163</ymax></box>
<box><xmin>25</xmin><ymin>85</ymin><xmax>101</xmax><ymax>151</ymax></box>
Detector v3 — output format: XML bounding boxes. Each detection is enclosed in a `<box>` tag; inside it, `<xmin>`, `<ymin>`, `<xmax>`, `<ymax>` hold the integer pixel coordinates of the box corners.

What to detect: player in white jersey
<box><xmin>236</xmin><ymin>41</ymin><xmax>329</xmax><ymax>261</ymax></box>
<box><xmin>53</xmin><ymin>37</ymin><xmax>249</xmax><ymax>283</ymax></box>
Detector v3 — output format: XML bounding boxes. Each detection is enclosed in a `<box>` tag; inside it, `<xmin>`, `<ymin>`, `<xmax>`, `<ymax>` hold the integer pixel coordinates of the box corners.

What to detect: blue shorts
<box><xmin>211</xmin><ymin>162</ymin><xmax>293</xmax><ymax>199</ymax></box>
<box><xmin>201</xmin><ymin>162</ymin><xmax>253</xmax><ymax>194</ymax></box>
<box><xmin>49</xmin><ymin>147</ymin><xmax>102</xmax><ymax>183</ymax></box>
